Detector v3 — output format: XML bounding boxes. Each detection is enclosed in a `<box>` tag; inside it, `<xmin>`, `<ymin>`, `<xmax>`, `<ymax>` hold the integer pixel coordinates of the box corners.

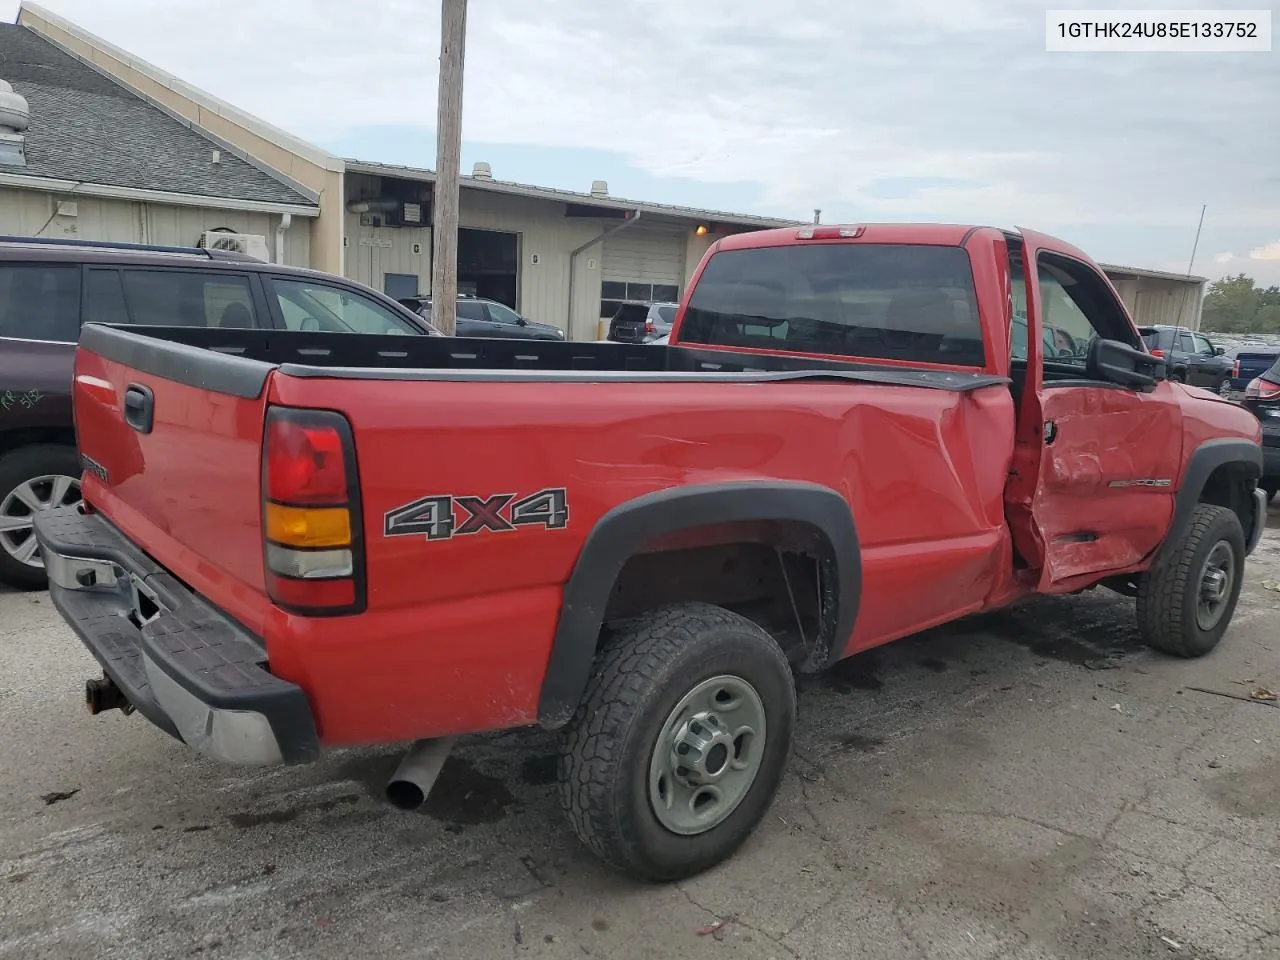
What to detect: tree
<box><xmin>1201</xmin><ymin>274</ymin><xmax>1273</xmax><ymax>333</ymax></box>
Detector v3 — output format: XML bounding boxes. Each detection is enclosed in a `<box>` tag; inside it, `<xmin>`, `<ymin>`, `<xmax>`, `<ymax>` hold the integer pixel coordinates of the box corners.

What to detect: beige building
<box><xmin>1099</xmin><ymin>263</ymin><xmax>1207</xmax><ymax>331</ymax></box>
<box><xmin>6</xmin><ymin>2</ymin><xmax>1205</xmax><ymax>339</ymax></box>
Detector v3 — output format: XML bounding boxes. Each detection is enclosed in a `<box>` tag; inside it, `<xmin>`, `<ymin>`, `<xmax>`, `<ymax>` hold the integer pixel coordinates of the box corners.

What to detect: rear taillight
<box><xmin>262</xmin><ymin>407</ymin><xmax>364</xmax><ymax>615</ymax></box>
<box><xmin>1245</xmin><ymin>378</ymin><xmax>1280</xmax><ymax>400</ymax></box>
<box><xmin>1232</xmin><ymin>359</ymin><xmax>1240</xmax><ymax>379</ymax></box>
<box><xmin>645</xmin><ymin>319</ymin><xmax>656</xmax><ymax>335</ymax></box>
<box><xmin>1149</xmin><ymin>348</ymin><xmax>1165</xmax><ymax>358</ymax></box>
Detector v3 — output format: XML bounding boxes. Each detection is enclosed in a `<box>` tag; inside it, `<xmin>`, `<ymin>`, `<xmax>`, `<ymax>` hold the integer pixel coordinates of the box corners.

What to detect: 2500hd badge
<box><xmin>383</xmin><ymin>488</ymin><xmax>570</xmax><ymax>541</ymax></box>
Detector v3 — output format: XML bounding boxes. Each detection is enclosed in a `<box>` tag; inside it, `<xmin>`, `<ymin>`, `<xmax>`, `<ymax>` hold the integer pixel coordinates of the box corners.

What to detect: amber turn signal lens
<box><xmin>265</xmin><ymin>502</ymin><xmax>352</xmax><ymax>548</ymax></box>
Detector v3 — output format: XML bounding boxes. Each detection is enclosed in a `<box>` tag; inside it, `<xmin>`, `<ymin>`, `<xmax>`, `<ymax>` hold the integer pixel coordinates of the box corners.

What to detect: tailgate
<box><xmin>73</xmin><ymin>325</ymin><xmax>277</xmax><ymax>630</ymax></box>
<box><xmin>1238</xmin><ymin>351</ymin><xmax>1280</xmax><ymax>382</ymax></box>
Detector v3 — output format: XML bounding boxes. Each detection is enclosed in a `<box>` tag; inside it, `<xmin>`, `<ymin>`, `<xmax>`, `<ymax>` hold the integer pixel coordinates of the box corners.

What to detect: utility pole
<box><xmin>431</xmin><ymin>0</ymin><xmax>467</xmax><ymax>335</ymax></box>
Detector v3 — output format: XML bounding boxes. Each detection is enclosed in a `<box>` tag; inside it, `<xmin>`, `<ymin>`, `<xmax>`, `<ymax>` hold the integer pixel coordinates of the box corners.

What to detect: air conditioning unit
<box><xmin>197</xmin><ymin>230</ymin><xmax>270</xmax><ymax>262</ymax></box>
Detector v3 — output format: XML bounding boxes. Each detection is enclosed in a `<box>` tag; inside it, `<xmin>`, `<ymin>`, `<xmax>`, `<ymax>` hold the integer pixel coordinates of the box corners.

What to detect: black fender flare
<box><xmin>1156</xmin><ymin>437</ymin><xmax>1262</xmax><ymax>563</ymax></box>
<box><xmin>537</xmin><ymin>481</ymin><xmax>861</xmax><ymax>728</ymax></box>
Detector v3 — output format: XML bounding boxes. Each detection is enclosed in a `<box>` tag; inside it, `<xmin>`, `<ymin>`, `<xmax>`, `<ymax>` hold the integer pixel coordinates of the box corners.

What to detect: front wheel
<box><xmin>557</xmin><ymin>602</ymin><xmax>795</xmax><ymax>882</ymax></box>
<box><xmin>1137</xmin><ymin>504</ymin><xmax>1245</xmax><ymax>658</ymax></box>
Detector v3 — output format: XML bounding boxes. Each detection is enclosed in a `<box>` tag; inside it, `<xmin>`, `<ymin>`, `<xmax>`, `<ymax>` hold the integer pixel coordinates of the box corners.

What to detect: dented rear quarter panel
<box><xmin>263</xmin><ymin>371</ymin><xmax>1017</xmax><ymax>746</ymax></box>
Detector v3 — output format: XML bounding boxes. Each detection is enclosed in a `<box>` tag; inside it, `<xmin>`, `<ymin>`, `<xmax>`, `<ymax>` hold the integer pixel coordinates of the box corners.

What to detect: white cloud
<box><xmin>3</xmin><ymin>0</ymin><xmax>1278</xmax><ymax>271</ymax></box>
<box><xmin>1247</xmin><ymin>241</ymin><xmax>1280</xmax><ymax>261</ymax></box>
<box><xmin>1205</xmin><ymin>240</ymin><xmax>1280</xmax><ymax>286</ymax></box>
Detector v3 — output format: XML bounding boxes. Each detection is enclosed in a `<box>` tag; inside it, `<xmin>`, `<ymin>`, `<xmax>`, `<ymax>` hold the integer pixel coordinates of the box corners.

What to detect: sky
<box><xmin>4</xmin><ymin>0</ymin><xmax>1279</xmax><ymax>285</ymax></box>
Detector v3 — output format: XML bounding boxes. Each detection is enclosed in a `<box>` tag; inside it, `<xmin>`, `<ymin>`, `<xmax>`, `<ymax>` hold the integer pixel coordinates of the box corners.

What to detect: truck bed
<box><xmin>81</xmin><ymin>323</ymin><xmax>1008</xmax><ymax>393</ymax></box>
<box><xmin>67</xmin><ymin>322</ymin><xmax>1016</xmax><ymax>746</ymax></box>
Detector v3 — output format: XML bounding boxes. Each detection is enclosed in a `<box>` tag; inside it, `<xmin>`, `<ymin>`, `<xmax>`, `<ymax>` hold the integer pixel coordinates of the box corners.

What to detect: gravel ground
<box><xmin>3</xmin><ymin>509</ymin><xmax>1279</xmax><ymax>960</ymax></box>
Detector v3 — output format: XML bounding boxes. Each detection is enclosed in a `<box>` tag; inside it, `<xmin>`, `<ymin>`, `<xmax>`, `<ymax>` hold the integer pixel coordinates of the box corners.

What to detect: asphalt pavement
<box><xmin>3</xmin><ymin>509</ymin><xmax>1279</xmax><ymax>959</ymax></box>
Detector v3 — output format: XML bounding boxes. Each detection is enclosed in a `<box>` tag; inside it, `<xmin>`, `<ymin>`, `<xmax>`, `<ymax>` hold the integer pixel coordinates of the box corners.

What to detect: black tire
<box><xmin>557</xmin><ymin>602</ymin><xmax>795</xmax><ymax>882</ymax></box>
<box><xmin>1137</xmin><ymin>504</ymin><xmax>1245</xmax><ymax>658</ymax></box>
<box><xmin>1169</xmin><ymin>370</ymin><xmax>1186</xmax><ymax>383</ymax></box>
<box><xmin>1260</xmin><ymin>480</ymin><xmax>1278</xmax><ymax>504</ymax></box>
<box><xmin>0</xmin><ymin>444</ymin><xmax>81</xmax><ymax>591</ymax></box>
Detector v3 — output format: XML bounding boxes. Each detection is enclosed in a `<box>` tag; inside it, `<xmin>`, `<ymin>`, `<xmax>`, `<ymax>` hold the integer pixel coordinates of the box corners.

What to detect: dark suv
<box><xmin>398</xmin><ymin>295</ymin><xmax>566</xmax><ymax>340</ymax></box>
<box><xmin>1137</xmin><ymin>324</ymin><xmax>1233</xmax><ymax>390</ymax></box>
<box><xmin>1241</xmin><ymin>356</ymin><xmax>1280</xmax><ymax>502</ymax></box>
<box><xmin>0</xmin><ymin>235</ymin><xmax>437</xmax><ymax>589</ymax></box>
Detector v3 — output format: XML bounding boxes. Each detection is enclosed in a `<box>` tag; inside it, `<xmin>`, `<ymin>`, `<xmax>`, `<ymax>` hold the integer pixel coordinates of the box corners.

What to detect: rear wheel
<box><xmin>0</xmin><ymin>445</ymin><xmax>82</xmax><ymax>590</ymax></box>
<box><xmin>557</xmin><ymin>602</ymin><xmax>795</xmax><ymax>882</ymax></box>
<box><xmin>1137</xmin><ymin>504</ymin><xmax>1245</xmax><ymax>658</ymax></box>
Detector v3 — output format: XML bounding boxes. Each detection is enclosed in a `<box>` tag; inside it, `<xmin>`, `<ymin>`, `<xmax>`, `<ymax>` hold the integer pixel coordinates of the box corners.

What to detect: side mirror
<box><xmin>1086</xmin><ymin>338</ymin><xmax>1164</xmax><ymax>391</ymax></box>
<box><xmin>517</xmin><ymin>316</ymin><xmax>528</xmax><ymax>326</ymax></box>
<box><xmin>1214</xmin><ymin>346</ymin><xmax>1225</xmax><ymax>356</ymax></box>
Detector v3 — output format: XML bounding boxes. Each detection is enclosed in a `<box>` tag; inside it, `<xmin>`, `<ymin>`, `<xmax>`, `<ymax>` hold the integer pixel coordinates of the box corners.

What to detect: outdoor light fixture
<box><xmin>695</xmin><ymin>224</ymin><xmax>709</xmax><ymax>236</ymax></box>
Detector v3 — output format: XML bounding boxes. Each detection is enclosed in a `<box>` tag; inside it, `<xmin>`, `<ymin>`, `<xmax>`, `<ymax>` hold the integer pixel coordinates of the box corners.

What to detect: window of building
<box><xmin>600</xmin><ymin>280</ymin><xmax>680</xmax><ymax>319</ymax></box>
<box><xmin>383</xmin><ymin>273</ymin><xmax>420</xmax><ymax>300</ymax></box>
<box><xmin>0</xmin><ymin>264</ymin><xmax>81</xmax><ymax>342</ymax></box>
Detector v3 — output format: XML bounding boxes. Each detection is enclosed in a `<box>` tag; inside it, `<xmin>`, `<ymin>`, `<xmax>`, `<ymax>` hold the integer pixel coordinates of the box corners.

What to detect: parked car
<box><xmin>399</xmin><ymin>295</ymin><xmax>566</xmax><ymax>340</ymax></box>
<box><xmin>1138</xmin><ymin>324</ymin><xmax>1233</xmax><ymax>390</ymax></box>
<box><xmin>606</xmin><ymin>300</ymin><xmax>679</xmax><ymax>344</ymax></box>
<box><xmin>0</xmin><ymin>234</ymin><xmax>438</xmax><ymax>589</ymax></box>
<box><xmin>1241</xmin><ymin>357</ymin><xmax>1280</xmax><ymax>501</ymax></box>
<box><xmin>1222</xmin><ymin>345</ymin><xmax>1280</xmax><ymax>401</ymax></box>
<box><xmin>35</xmin><ymin>223</ymin><xmax>1267</xmax><ymax>883</ymax></box>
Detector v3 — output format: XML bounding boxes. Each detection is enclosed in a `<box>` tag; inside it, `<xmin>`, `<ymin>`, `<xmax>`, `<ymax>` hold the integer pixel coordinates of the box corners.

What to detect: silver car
<box><xmin>646</xmin><ymin>302</ymin><xmax>679</xmax><ymax>340</ymax></box>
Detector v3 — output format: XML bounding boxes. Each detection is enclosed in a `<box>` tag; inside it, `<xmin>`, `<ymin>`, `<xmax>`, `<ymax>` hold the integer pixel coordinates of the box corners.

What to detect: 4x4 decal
<box><xmin>384</xmin><ymin>488</ymin><xmax>569</xmax><ymax>541</ymax></box>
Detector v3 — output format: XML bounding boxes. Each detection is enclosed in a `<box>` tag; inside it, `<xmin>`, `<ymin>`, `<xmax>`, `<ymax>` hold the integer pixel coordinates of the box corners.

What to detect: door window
<box><xmin>455</xmin><ymin>300</ymin><xmax>488</xmax><ymax>322</ymax></box>
<box><xmin>1030</xmin><ymin>253</ymin><xmax>1136</xmax><ymax>376</ymax></box>
<box><xmin>486</xmin><ymin>301</ymin><xmax>522</xmax><ymax>325</ymax></box>
<box><xmin>1192</xmin><ymin>334</ymin><xmax>1215</xmax><ymax>356</ymax></box>
<box><xmin>272</xmin><ymin>278</ymin><xmax>419</xmax><ymax>335</ymax></box>
<box><xmin>120</xmin><ymin>270</ymin><xmax>260</xmax><ymax>328</ymax></box>
<box><xmin>85</xmin><ymin>270</ymin><xmax>130</xmax><ymax>325</ymax></box>
<box><xmin>0</xmin><ymin>264</ymin><xmax>81</xmax><ymax>342</ymax></box>
<box><xmin>1176</xmin><ymin>332</ymin><xmax>1196</xmax><ymax>354</ymax></box>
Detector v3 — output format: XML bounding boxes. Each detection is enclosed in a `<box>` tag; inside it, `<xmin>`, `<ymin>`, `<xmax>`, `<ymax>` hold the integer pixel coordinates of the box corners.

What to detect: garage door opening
<box><xmin>459</xmin><ymin>228</ymin><xmax>518</xmax><ymax>308</ymax></box>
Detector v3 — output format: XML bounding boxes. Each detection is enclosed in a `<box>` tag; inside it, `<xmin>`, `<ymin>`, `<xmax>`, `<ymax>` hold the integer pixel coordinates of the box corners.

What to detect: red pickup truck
<box><xmin>36</xmin><ymin>224</ymin><xmax>1266</xmax><ymax>882</ymax></box>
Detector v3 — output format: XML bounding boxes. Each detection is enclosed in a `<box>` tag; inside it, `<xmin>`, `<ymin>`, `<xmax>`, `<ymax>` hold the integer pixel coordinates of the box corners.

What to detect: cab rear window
<box><xmin>678</xmin><ymin>244</ymin><xmax>984</xmax><ymax>367</ymax></box>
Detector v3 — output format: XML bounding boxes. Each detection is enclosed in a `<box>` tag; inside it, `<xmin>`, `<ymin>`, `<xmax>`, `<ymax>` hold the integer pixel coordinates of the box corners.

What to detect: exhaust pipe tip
<box><xmin>385</xmin><ymin>779</ymin><xmax>427</xmax><ymax>811</ymax></box>
<box><xmin>384</xmin><ymin>737</ymin><xmax>456</xmax><ymax>812</ymax></box>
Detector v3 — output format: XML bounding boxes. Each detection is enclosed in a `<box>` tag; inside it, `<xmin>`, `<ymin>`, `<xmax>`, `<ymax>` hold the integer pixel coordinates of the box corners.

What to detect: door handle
<box><xmin>123</xmin><ymin>383</ymin><xmax>155</xmax><ymax>434</ymax></box>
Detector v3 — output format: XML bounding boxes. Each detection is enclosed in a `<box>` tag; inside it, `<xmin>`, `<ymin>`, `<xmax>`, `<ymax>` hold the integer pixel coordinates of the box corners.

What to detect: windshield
<box><xmin>678</xmin><ymin>243</ymin><xmax>985</xmax><ymax>367</ymax></box>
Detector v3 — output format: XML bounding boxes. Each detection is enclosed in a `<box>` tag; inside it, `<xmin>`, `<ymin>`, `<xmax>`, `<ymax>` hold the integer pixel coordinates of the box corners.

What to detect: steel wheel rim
<box><xmin>647</xmin><ymin>674</ymin><xmax>767</xmax><ymax>836</ymax></box>
<box><xmin>0</xmin><ymin>474</ymin><xmax>81</xmax><ymax>568</ymax></box>
<box><xmin>1196</xmin><ymin>539</ymin><xmax>1236</xmax><ymax>631</ymax></box>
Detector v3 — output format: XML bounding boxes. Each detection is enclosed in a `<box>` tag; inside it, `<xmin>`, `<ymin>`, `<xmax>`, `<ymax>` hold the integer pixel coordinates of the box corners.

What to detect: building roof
<box><xmin>344</xmin><ymin>159</ymin><xmax>802</xmax><ymax>230</ymax></box>
<box><xmin>0</xmin><ymin>22</ymin><xmax>316</xmax><ymax>208</ymax></box>
<box><xmin>1098</xmin><ymin>262</ymin><xmax>1207</xmax><ymax>285</ymax></box>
